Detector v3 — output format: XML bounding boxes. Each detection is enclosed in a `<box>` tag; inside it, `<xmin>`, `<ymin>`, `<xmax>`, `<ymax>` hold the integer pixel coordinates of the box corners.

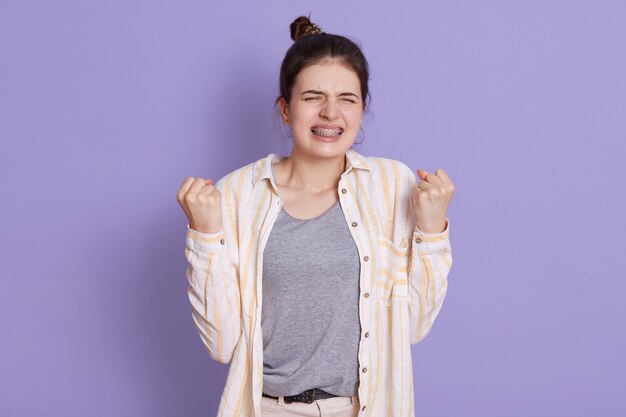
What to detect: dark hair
<box><xmin>275</xmin><ymin>14</ymin><xmax>371</xmax><ymax>113</ymax></box>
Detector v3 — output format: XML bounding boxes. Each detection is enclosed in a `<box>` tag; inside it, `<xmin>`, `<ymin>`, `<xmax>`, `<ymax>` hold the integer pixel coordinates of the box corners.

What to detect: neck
<box><xmin>277</xmin><ymin>147</ymin><xmax>348</xmax><ymax>192</ymax></box>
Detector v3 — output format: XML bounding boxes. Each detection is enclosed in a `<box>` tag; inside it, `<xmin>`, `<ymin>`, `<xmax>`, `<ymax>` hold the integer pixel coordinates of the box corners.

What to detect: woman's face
<box><xmin>279</xmin><ymin>59</ymin><xmax>364</xmax><ymax>160</ymax></box>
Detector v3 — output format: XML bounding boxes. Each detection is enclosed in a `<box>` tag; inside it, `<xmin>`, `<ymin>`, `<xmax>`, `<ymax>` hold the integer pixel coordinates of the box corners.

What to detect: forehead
<box><xmin>293</xmin><ymin>60</ymin><xmax>361</xmax><ymax>93</ymax></box>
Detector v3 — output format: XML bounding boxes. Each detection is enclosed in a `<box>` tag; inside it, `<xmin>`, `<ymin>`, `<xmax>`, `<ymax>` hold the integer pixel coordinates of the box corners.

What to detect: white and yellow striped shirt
<box><xmin>184</xmin><ymin>149</ymin><xmax>453</xmax><ymax>417</ymax></box>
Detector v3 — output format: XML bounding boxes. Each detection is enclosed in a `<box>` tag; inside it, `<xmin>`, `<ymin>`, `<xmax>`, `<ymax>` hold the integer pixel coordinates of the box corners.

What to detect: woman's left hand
<box><xmin>411</xmin><ymin>168</ymin><xmax>455</xmax><ymax>234</ymax></box>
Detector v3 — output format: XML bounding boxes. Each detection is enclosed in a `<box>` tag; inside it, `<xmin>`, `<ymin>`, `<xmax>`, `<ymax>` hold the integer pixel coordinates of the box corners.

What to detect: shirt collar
<box><xmin>253</xmin><ymin>149</ymin><xmax>371</xmax><ymax>188</ymax></box>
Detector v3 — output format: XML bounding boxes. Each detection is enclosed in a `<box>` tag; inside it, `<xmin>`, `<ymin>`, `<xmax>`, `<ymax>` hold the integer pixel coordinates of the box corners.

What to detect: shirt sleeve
<box><xmin>184</xmin><ymin>184</ymin><xmax>242</xmax><ymax>364</ymax></box>
<box><xmin>401</xmin><ymin>164</ymin><xmax>454</xmax><ymax>345</ymax></box>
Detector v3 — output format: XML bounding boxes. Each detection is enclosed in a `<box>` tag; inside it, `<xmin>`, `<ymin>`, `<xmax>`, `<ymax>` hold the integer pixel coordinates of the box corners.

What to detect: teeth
<box><xmin>312</xmin><ymin>128</ymin><xmax>343</xmax><ymax>137</ymax></box>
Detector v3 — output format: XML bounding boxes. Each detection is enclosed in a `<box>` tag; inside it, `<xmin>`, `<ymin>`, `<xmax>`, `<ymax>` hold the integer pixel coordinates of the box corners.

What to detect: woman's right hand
<box><xmin>177</xmin><ymin>177</ymin><xmax>223</xmax><ymax>234</ymax></box>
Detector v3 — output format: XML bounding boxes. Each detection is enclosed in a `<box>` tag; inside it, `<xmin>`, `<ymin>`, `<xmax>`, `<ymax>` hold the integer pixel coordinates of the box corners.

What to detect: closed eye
<box><xmin>304</xmin><ymin>97</ymin><xmax>356</xmax><ymax>103</ymax></box>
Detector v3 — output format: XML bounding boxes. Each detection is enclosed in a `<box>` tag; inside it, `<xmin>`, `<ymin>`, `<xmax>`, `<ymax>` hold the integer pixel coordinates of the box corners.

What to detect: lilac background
<box><xmin>1</xmin><ymin>0</ymin><xmax>625</xmax><ymax>416</ymax></box>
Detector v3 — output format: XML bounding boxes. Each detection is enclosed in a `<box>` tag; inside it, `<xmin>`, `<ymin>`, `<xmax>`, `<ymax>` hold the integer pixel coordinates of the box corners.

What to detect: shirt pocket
<box><xmin>376</xmin><ymin>236</ymin><xmax>410</xmax><ymax>306</ymax></box>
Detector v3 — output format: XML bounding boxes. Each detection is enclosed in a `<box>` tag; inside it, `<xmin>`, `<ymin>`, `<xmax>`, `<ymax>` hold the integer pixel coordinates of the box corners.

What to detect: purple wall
<box><xmin>1</xmin><ymin>1</ymin><xmax>624</xmax><ymax>416</ymax></box>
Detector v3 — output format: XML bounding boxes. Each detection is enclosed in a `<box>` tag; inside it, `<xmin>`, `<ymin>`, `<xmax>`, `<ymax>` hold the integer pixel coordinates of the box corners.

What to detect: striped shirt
<box><xmin>184</xmin><ymin>149</ymin><xmax>453</xmax><ymax>417</ymax></box>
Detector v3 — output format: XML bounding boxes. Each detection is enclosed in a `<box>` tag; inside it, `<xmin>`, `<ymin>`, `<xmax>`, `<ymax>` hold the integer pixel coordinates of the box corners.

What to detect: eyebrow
<box><xmin>301</xmin><ymin>90</ymin><xmax>360</xmax><ymax>99</ymax></box>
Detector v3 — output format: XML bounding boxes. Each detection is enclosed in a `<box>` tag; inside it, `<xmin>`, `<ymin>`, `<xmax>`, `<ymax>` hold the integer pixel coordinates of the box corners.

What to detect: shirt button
<box><xmin>415</xmin><ymin>237</ymin><xmax>422</xmax><ymax>244</ymax></box>
<box><xmin>341</xmin><ymin>188</ymin><xmax>347</xmax><ymax>194</ymax></box>
<box><xmin>364</xmin><ymin>332</ymin><xmax>369</xmax><ymax>338</ymax></box>
<box><xmin>362</xmin><ymin>405</ymin><xmax>367</xmax><ymax>411</ymax></box>
<box><xmin>363</xmin><ymin>256</ymin><xmax>369</xmax><ymax>262</ymax></box>
<box><xmin>363</xmin><ymin>292</ymin><xmax>370</xmax><ymax>298</ymax></box>
<box><xmin>362</xmin><ymin>367</ymin><xmax>368</xmax><ymax>373</ymax></box>
<box><xmin>220</xmin><ymin>238</ymin><xmax>225</xmax><ymax>245</ymax></box>
<box><xmin>351</xmin><ymin>221</ymin><xmax>358</xmax><ymax>227</ymax></box>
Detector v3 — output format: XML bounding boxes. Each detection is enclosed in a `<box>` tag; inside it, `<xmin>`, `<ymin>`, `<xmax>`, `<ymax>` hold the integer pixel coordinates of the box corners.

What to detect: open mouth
<box><xmin>310</xmin><ymin>127</ymin><xmax>344</xmax><ymax>137</ymax></box>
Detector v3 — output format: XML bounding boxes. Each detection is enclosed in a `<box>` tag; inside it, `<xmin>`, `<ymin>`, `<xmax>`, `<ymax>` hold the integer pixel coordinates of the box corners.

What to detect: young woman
<box><xmin>177</xmin><ymin>15</ymin><xmax>455</xmax><ymax>417</ymax></box>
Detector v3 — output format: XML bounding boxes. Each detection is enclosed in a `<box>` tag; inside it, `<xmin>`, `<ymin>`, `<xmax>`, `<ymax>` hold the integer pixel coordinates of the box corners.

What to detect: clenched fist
<box><xmin>412</xmin><ymin>168</ymin><xmax>455</xmax><ymax>234</ymax></box>
<box><xmin>177</xmin><ymin>177</ymin><xmax>223</xmax><ymax>234</ymax></box>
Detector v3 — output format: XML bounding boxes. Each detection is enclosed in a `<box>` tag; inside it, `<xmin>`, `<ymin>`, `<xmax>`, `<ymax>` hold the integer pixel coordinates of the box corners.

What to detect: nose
<box><xmin>320</xmin><ymin>98</ymin><xmax>340</xmax><ymax>119</ymax></box>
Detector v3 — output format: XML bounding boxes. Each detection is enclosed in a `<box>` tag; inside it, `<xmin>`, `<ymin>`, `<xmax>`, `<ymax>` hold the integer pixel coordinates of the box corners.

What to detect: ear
<box><xmin>278</xmin><ymin>97</ymin><xmax>290</xmax><ymax>124</ymax></box>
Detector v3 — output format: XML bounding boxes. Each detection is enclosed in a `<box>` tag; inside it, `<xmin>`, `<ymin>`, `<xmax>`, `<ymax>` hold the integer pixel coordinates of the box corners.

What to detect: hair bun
<box><xmin>290</xmin><ymin>14</ymin><xmax>324</xmax><ymax>41</ymax></box>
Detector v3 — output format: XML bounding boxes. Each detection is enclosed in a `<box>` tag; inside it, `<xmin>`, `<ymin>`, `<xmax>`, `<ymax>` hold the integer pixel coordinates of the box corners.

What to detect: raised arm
<box><xmin>403</xmin><ymin>164</ymin><xmax>454</xmax><ymax>345</ymax></box>
<box><xmin>178</xmin><ymin>176</ymin><xmax>242</xmax><ymax>364</ymax></box>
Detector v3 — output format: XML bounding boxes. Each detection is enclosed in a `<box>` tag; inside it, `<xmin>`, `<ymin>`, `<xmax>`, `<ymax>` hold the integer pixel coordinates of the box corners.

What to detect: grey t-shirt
<box><xmin>261</xmin><ymin>198</ymin><xmax>362</xmax><ymax>397</ymax></box>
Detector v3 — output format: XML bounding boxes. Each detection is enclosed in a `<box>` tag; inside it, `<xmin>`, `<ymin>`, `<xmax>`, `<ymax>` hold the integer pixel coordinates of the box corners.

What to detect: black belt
<box><xmin>262</xmin><ymin>388</ymin><xmax>338</xmax><ymax>404</ymax></box>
